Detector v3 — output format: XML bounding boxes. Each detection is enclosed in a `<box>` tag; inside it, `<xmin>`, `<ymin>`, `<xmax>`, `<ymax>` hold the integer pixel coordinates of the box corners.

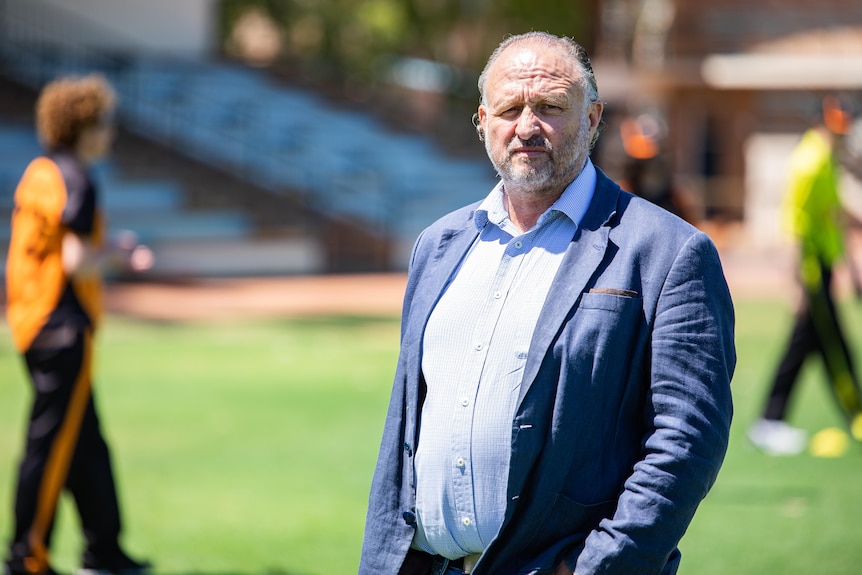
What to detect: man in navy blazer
<box><xmin>360</xmin><ymin>32</ymin><xmax>735</xmax><ymax>575</ymax></box>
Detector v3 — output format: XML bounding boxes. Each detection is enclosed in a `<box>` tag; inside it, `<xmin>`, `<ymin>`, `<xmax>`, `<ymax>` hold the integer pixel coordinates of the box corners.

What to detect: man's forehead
<box><xmin>487</xmin><ymin>42</ymin><xmax>580</xmax><ymax>91</ymax></box>
<box><xmin>490</xmin><ymin>43</ymin><xmax>580</xmax><ymax>80</ymax></box>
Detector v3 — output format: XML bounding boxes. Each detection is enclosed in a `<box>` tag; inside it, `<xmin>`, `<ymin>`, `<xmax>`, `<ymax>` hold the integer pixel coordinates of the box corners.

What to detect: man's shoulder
<box><xmin>18</xmin><ymin>155</ymin><xmax>62</xmax><ymax>187</ymax></box>
<box><xmin>431</xmin><ymin>200</ymin><xmax>483</xmax><ymax>228</ymax></box>
<box><xmin>416</xmin><ymin>200</ymin><xmax>482</xmax><ymax>241</ymax></box>
<box><xmin>15</xmin><ymin>156</ymin><xmax>66</xmax><ymax>212</ymax></box>
<box><xmin>404</xmin><ymin>200</ymin><xmax>482</xmax><ymax>274</ymax></box>
<box><xmin>608</xmin><ymin>189</ymin><xmax>720</xmax><ymax>271</ymax></box>
<box><xmin>616</xmin><ymin>189</ymin><xmax>701</xmax><ymax>239</ymax></box>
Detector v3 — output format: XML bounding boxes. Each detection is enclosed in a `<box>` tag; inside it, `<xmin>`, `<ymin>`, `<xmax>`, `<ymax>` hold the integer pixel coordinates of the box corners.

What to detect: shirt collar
<box><xmin>474</xmin><ymin>157</ymin><xmax>597</xmax><ymax>232</ymax></box>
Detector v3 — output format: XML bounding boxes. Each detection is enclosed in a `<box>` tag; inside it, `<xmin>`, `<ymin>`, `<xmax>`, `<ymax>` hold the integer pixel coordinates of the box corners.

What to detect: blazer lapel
<box><xmin>404</xmin><ymin>211</ymin><xmax>481</xmax><ymax>361</ymax></box>
<box><xmin>516</xmin><ymin>172</ymin><xmax>622</xmax><ymax>408</ymax></box>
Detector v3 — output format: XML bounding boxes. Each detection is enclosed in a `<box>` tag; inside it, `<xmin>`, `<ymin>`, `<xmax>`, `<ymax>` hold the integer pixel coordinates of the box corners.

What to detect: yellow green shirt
<box><xmin>781</xmin><ymin>128</ymin><xmax>844</xmax><ymax>267</ymax></box>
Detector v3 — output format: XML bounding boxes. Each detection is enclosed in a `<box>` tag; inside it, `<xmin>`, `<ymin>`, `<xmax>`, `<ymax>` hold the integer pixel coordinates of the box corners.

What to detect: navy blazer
<box><xmin>360</xmin><ymin>169</ymin><xmax>736</xmax><ymax>575</ymax></box>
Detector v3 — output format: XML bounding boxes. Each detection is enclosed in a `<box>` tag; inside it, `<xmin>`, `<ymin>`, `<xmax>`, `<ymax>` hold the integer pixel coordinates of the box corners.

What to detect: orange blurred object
<box><xmin>620</xmin><ymin>117</ymin><xmax>660</xmax><ymax>159</ymax></box>
<box><xmin>823</xmin><ymin>95</ymin><xmax>852</xmax><ymax>135</ymax></box>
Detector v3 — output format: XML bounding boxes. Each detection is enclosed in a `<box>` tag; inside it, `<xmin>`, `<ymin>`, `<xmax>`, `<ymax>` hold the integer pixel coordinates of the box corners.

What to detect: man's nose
<box><xmin>515</xmin><ymin>107</ymin><xmax>541</xmax><ymax>139</ymax></box>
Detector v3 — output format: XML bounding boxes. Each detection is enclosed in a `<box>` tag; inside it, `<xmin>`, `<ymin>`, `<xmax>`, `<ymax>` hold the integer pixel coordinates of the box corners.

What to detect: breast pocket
<box><xmin>559</xmin><ymin>291</ymin><xmax>646</xmax><ymax>395</ymax></box>
<box><xmin>579</xmin><ymin>290</ymin><xmax>641</xmax><ymax>312</ymax></box>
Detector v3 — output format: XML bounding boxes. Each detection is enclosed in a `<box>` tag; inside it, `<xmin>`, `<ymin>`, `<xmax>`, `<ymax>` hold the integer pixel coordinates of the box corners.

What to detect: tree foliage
<box><xmin>219</xmin><ymin>0</ymin><xmax>594</xmax><ymax>82</ymax></box>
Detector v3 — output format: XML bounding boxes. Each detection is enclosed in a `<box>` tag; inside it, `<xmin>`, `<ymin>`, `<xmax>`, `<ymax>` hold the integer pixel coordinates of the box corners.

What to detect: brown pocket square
<box><xmin>589</xmin><ymin>287</ymin><xmax>639</xmax><ymax>297</ymax></box>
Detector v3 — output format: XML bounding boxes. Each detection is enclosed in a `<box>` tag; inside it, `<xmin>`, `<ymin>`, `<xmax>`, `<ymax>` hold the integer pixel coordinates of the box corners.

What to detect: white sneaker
<box><xmin>747</xmin><ymin>419</ymin><xmax>808</xmax><ymax>456</ymax></box>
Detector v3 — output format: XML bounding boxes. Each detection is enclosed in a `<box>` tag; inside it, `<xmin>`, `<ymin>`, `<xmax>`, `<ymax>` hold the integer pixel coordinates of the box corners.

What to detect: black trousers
<box><xmin>764</xmin><ymin>263</ymin><xmax>861</xmax><ymax>422</ymax></box>
<box><xmin>6</xmin><ymin>329</ymin><xmax>123</xmax><ymax>573</ymax></box>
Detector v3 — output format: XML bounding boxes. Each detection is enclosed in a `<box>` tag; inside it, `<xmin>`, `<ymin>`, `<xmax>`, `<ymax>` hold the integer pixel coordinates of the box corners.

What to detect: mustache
<box><xmin>508</xmin><ymin>136</ymin><xmax>553</xmax><ymax>155</ymax></box>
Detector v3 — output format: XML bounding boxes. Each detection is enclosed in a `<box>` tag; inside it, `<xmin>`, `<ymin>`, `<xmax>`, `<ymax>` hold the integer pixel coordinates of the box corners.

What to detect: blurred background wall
<box><xmin>2</xmin><ymin>0</ymin><xmax>215</xmax><ymax>55</ymax></box>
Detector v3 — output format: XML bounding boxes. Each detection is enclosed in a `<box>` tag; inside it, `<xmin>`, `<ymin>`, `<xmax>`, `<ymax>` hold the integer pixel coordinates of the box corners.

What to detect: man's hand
<box><xmin>114</xmin><ymin>230</ymin><xmax>154</xmax><ymax>272</ymax></box>
<box><xmin>128</xmin><ymin>244</ymin><xmax>154</xmax><ymax>272</ymax></box>
<box><xmin>554</xmin><ymin>561</ymin><xmax>573</xmax><ymax>575</ymax></box>
<box><xmin>62</xmin><ymin>229</ymin><xmax>155</xmax><ymax>276</ymax></box>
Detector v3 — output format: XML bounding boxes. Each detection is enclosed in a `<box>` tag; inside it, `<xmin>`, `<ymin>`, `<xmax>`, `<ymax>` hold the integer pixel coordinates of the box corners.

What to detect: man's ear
<box><xmin>588</xmin><ymin>100</ymin><xmax>604</xmax><ymax>137</ymax></box>
<box><xmin>475</xmin><ymin>107</ymin><xmax>487</xmax><ymax>141</ymax></box>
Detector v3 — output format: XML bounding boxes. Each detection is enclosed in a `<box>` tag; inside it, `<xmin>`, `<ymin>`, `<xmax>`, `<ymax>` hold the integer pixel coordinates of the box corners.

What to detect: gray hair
<box><xmin>477</xmin><ymin>32</ymin><xmax>600</xmax><ymax>106</ymax></box>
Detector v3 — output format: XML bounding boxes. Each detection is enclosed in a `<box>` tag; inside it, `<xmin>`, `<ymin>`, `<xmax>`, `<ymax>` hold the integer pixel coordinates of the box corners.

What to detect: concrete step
<box><xmin>113</xmin><ymin>210</ymin><xmax>251</xmax><ymax>242</ymax></box>
<box><xmin>102</xmin><ymin>180</ymin><xmax>184</xmax><ymax>213</ymax></box>
<box><xmin>0</xmin><ymin>236</ymin><xmax>324</xmax><ymax>278</ymax></box>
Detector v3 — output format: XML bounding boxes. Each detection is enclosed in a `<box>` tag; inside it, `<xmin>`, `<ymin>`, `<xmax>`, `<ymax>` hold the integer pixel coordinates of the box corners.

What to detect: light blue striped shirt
<box><xmin>412</xmin><ymin>159</ymin><xmax>597</xmax><ymax>559</ymax></box>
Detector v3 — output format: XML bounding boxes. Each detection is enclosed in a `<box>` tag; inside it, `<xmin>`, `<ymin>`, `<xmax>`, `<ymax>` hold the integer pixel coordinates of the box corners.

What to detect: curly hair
<box><xmin>35</xmin><ymin>74</ymin><xmax>116</xmax><ymax>151</ymax></box>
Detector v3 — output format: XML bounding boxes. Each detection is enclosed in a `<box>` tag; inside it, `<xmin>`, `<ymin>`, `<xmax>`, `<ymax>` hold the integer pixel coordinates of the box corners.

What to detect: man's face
<box><xmin>477</xmin><ymin>43</ymin><xmax>602</xmax><ymax>197</ymax></box>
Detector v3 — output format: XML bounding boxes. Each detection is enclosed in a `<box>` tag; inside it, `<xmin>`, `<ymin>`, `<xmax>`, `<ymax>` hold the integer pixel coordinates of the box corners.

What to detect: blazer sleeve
<box><xmin>574</xmin><ymin>231</ymin><xmax>736</xmax><ymax>574</ymax></box>
<box><xmin>359</xmin><ymin>227</ymin><xmax>432</xmax><ymax>575</ymax></box>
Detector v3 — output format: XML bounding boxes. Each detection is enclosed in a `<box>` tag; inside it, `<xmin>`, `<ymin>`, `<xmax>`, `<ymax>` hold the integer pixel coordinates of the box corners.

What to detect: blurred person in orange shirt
<box><xmin>4</xmin><ymin>75</ymin><xmax>152</xmax><ymax>575</ymax></box>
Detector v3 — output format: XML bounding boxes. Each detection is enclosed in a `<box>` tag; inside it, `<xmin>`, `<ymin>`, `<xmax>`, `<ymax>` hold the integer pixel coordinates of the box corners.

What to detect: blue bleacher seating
<box><xmin>0</xmin><ymin>127</ymin><xmax>252</xmax><ymax>245</ymax></box>
<box><xmin>1</xmin><ymin>47</ymin><xmax>499</xmax><ymax>256</ymax></box>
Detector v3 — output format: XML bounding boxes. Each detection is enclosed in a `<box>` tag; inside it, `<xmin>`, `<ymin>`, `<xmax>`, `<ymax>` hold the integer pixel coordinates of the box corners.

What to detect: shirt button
<box><xmin>455</xmin><ymin>457</ymin><xmax>466</xmax><ymax>468</ymax></box>
<box><xmin>494</xmin><ymin>291</ymin><xmax>502</xmax><ymax>299</ymax></box>
<box><xmin>514</xmin><ymin>240</ymin><xmax>523</xmax><ymax>249</ymax></box>
<box><xmin>462</xmin><ymin>516</ymin><xmax>472</xmax><ymax>526</ymax></box>
<box><xmin>461</xmin><ymin>398</ymin><xmax>470</xmax><ymax>407</ymax></box>
<box><xmin>475</xmin><ymin>342</ymin><xmax>483</xmax><ymax>351</ymax></box>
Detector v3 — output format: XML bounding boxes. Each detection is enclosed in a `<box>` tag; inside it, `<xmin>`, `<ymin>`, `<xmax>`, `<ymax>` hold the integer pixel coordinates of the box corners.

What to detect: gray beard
<box><xmin>487</xmin><ymin>116</ymin><xmax>592</xmax><ymax>198</ymax></box>
<box><xmin>497</xmin><ymin>154</ymin><xmax>577</xmax><ymax>197</ymax></box>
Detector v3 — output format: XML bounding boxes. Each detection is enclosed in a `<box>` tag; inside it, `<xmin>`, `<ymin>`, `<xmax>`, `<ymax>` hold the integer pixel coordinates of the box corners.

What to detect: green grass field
<box><xmin>2</xmin><ymin>297</ymin><xmax>862</xmax><ymax>575</ymax></box>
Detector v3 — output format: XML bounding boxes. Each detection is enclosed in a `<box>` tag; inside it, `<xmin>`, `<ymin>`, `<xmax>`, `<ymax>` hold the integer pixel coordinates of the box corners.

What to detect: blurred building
<box><xmin>591</xmin><ymin>0</ymin><xmax>862</xmax><ymax>251</ymax></box>
<box><xmin>1</xmin><ymin>0</ymin><xmax>861</xmax><ymax>276</ymax></box>
<box><xmin>1</xmin><ymin>0</ymin><xmax>214</xmax><ymax>55</ymax></box>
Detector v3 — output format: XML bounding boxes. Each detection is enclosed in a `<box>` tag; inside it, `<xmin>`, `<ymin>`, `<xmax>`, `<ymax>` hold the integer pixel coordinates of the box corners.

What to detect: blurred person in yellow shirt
<box><xmin>748</xmin><ymin>96</ymin><xmax>862</xmax><ymax>456</ymax></box>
